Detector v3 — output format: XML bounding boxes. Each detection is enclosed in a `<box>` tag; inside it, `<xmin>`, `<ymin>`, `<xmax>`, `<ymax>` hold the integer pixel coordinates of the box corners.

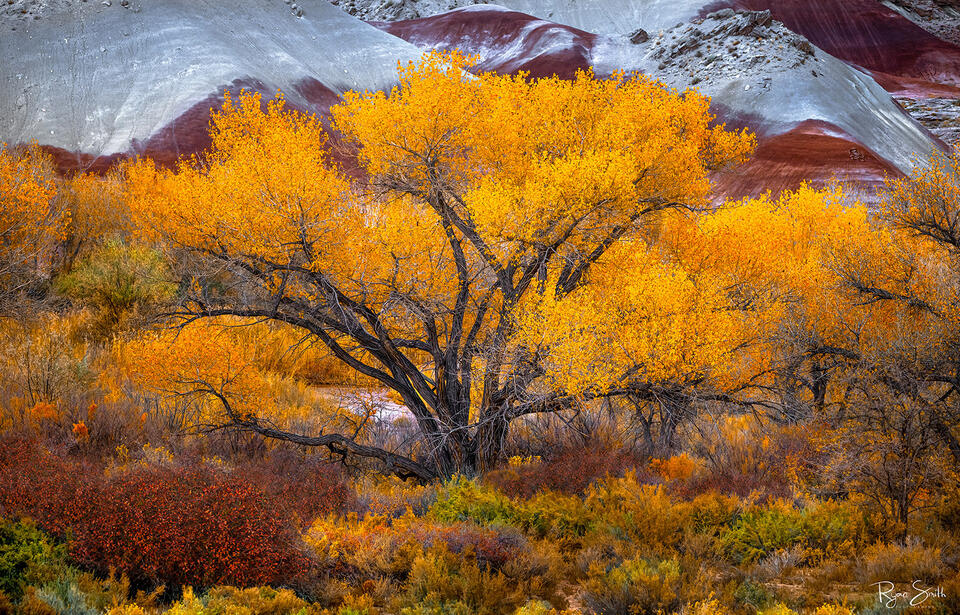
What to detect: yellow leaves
<box><xmin>507</xmin><ymin>455</ymin><xmax>541</xmax><ymax>467</ymax></box>
<box><xmin>334</xmin><ymin>51</ymin><xmax>754</xmax><ymax>272</ymax></box>
<box><xmin>59</xmin><ymin>164</ymin><xmax>128</xmax><ymax>242</ymax></box>
<box><xmin>125</xmin><ymin>90</ymin><xmax>357</xmax><ymax>277</ymax></box>
<box><xmin>0</xmin><ymin>143</ymin><xmax>68</xmax><ymax>299</ymax></box>
<box><xmin>518</xmin><ymin>240</ymin><xmax>744</xmax><ymax>395</ymax></box>
<box><xmin>115</xmin><ymin>319</ymin><xmax>360</xmax><ymax>431</ymax></box>
<box><xmin>0</xmin><ymin>143</ymin><xmax>59</xmax><ymax>236</ymax></box>
<box><xmin>118</xmin><ymin>320</ymin><xmax>268</xmax><ymax>425</ymax></box>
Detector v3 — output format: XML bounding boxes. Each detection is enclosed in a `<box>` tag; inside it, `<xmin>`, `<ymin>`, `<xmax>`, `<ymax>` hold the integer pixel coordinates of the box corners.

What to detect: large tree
<box><xmin>125</xmin><ymin>54</ymin><xmax>754</xmax><ymax>479</ymax></box>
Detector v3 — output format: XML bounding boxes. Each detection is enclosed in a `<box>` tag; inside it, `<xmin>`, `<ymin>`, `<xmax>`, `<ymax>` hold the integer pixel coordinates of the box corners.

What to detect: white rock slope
<box><xmin>1</xmin><ymin>0</ymin><xmax>424</xmax><ymax>156</ymax></box>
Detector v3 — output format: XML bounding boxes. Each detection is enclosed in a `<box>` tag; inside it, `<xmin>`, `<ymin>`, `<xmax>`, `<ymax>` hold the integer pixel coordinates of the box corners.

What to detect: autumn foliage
<box><xmin>1</xmin><ymin>52</ymin><xmax>960</xmax><ymax>614</ymax></box>
<box><xmin>0</xmin><ymin>438</ymin><xmax>349</xmax><ymax>588</ymax></box>
<box><xmin>121</xmin><ymin>53</ymin><xmax>755</xmax><ymax>477</ymax></box>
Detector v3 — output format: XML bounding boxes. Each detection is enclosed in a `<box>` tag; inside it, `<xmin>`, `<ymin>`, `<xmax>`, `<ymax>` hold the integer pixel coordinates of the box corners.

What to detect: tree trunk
<box><xmin>474</xmin><ymin>409</ymin><xmax>510</xmax><ymax>473</ymax></box>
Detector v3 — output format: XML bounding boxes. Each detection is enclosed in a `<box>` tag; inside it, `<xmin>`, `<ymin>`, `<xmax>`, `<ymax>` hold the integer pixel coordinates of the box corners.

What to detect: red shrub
<box><xmin>238</xmin><ymin>451</ymin><xmax>353</xmax><ymax>524</ymax></box>
<box><xmin>69</xmin><ymin>465</ymin><xmax>311</xmax><ymax>587</ymax></box>
<box><xmin>0</xmin><ymin>436</ymin><xmax>351</xmax><ymax>588</ymax></box>
<box><xmin>485</xmin><ymin>444</ymin><xmax>648</xmax><ymax>498</ymax></box>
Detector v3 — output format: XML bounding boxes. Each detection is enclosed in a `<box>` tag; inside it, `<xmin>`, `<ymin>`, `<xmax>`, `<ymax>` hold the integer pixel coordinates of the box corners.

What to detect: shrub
<box><xmin>69</xmin><ymin>465</ymin><xmax>312</xmax><ymax>588</ymax></box>
<box><xmin>687</xmin><ymin>493</ymin><xmax>741</xmax><ymax>536</ymax></box>
<box><xmin>238</xmin><ymin>453</ymin><xmax>354</xmax><ymax>524</ymax></box>
<box><xmin>0</xmin><ymin>590</ymin><xmax>12</xmax><ymax>615</ymax></box>
<box><xmin>512</xmin><ymin>601</ymin><xmax>554</xmax><ymax>615</ymax></box>
<box><xmin>733</xmin><ymin>580</ymin><xmax>772</xmax><ymax>611</ymax></box>
<box><xmin>337</xmin><ymin>593</ymin><xmax>378</xmax><ymax>615</ymax></box>
<box><xmin>303</xmin><ymin>512</ymin><xmax>528</xmax><ymax>580</ymax></box>
<box><xmin>797</xmin><ymin>500</ymin><xmax>868</xmax><ymax>562</ymax></box>
<box><xmin>580</xmin><ymin>557</ymin><xmax>683</xmax><ymax>615</ymax></box>
<box><xmin>684</xmin><ymin>599</ymin><xmax>733</xmax><ymax>615</ymax></box>
<box><xmin>55</xmin><ymin>239</ymin><xmax>175</xmax><ymax>339</ymax></box>
<box><xmin>397</xmin><ymin>547</ymin><xmax>520</xmax><ymax>615</ymax></box>
<box><xmin>431</xmin><ymin>479</ymin><xmax>528</xmax><ymax>530</ymax></box>
<box><xmin>353</xmin><ymin>476</ymin><xmax>435</xmax><ymax>518</ymax></box>
<box><xmin>719</xmin><ymin>508</ymin><xmax>802</xmax><ymax>565</ymax></box>
<box><xmin>0</xmin><ymin>438</ymin><xmax>339</xmax><ymax>589</ymax></box>
<box><xmin>859</xmin><ymin>540</ymin><xmax>944</xmax><ymax>584</ymax></box>
<box><xmin>17</xmin><ymin>586</ymin><xmax>60</xmax><ymax>615</ymax></box>
<box><xmin>115</xmin><ymin>585</ymin><xmax>317</xmax><ymax>615</ymax></box>
<box><xmin>582</xmin><ymin>476</ymin><xmax>689</xmax><ymax>555</ymax></box>
<box><xmin>682</xmin><ymin>418</ymin><xmax>813</xmax><ymax>499</ymax></box>
<box><xmin>812</xmin><ymin>607</ymin><xmax>854</xmax><ymax>615</ymax></box>
<box><xmin>30</xmin><ymin>579</ymin><xmax>99</xmax><ymax>615</ymax></box>
<box><xmin>0</xmin><ymin>519</ymin><xmax>67</xmax><ymax>601</ymax></box>
<box><xmin>484</xmin><ymin>445</ymin><xmax>645</xmax><ymax>499</ymax></box>
<box><xmin>429</xmin><ymin>478</ymin><xmax>592</xmax><ymax>542</ymax></box>
<box><xmin>203</xmin><ymin>586</ymin><xmax>314</xmax><ymax>615</ymax></box>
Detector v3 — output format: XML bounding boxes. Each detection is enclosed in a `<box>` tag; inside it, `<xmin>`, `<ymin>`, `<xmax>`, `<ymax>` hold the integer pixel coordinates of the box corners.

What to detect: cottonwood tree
<box><xmin>125</xmin><ymin>54</ymin><xmax>754</xmax><ymax>479</ymax></box>
<box><xmin>672</xmin><ymin>156</ymin><xmax>960</xmax><ymax>536</ymax></box>
<box><xmin>824</xmin><ymin>153</ymin><xmax>960</xmax><ymax>538</ymax></box>
<box><xmin>0</xmin><ymin>144</ymin><xmax>66</xmax><ymax>314</ymax></box>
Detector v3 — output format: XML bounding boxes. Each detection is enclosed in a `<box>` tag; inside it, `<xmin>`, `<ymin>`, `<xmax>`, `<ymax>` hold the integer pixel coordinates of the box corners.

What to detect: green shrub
<box><xmin>733</xmin><ymin>579</ymin><xmax>772</xmax><ymax>611</ymax></box>
<box><xmin>31</xmin><ymin>579</ymin><xmax>99</xmax><ymax>615</ymax></box>
<box><xmin>55</xmin><ymin>239</ymin><xmax>175</xmax><ymax>338</ymax></box>
<box><xmin>522</xmin><ymin>493</ymin><xmax>592</xmax><ymax>540</ymax></box>
<box><xmin>797</xmin><ymin>500</ymin><xmax>867</xmax><ymax>562</ymax></box>
<box><xmin>687</xmin><ymin>493</ymin><xmax>741</xmax><ymax>536</ymax></box>
<box><xmin>719</xmin><ymin>509</ymin><xmax>802</xmax><ymax>564</ymax></box>
<box><xmin>430</xmin><ymin>479</ymin><xmax>530</xmax><ymax>532</ymax></box>
<box><xmin>0</xmin><ymin>519</ymin><xmax>67</xmax><ymax>601</ymax></box>
<box><xmin>430</xmin><ymin>478</ymin><xmax>592</xmax><ymax>542</ymax></box>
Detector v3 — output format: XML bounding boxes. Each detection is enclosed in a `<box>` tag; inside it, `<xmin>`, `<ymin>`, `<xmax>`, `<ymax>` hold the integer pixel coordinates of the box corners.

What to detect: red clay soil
<box><xmin>711</xmin><ymin>119</ymin><xmax>904</xmax><ymax>200</ymax></box>
<box><xmin>46</xmin><ymin>117</ymin><xmax>900</xmax><ymax>201</ymax></box>
<box><xmin>706</xmin><ymin>0</ymin><xmax>960</xmax><ymax>89</ymax></box>
<box><xmin>869</xmin><ymin>69</ymin><xmax>960</xmax><ymax>98</ymax></box>
<box><xmin>371</xmin><ymin>8</ymin><xmax>596</xmax><ymax>79</ymax></box>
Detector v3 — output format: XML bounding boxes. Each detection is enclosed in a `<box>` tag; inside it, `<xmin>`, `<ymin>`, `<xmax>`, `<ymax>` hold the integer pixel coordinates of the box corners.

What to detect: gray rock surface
<box><xmin>897</xmin><ymin>97</ymin><xmax>960</xmax><ymax>148</ymax></box>
<box><xmin>591</xmin><ymin>9</ymin><xmax>943</xmax><ymax>173</ymax></box>
<box><xmin>1</xmin><ymin>0</ymin><xmax>424</xmax><ymax>156</ymax></box>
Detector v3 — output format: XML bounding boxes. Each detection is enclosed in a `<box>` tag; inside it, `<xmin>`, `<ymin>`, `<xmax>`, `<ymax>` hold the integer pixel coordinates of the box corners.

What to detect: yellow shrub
<box><xmin>860</xmin><ymin>540</ymin><xmax>943</xmax><ymax>583</ymax></box>
<box><xmin>337</xmin><ymin>593</ymin><xmax>378</xmax><ymax>615</ymax></box>
<box><xmin>512</xmin><ymin>600</ymin><xmax>576</xmax><ymax>615</ymax></box>
<box><xmin>165</xmin><ymin>587</ymin><xmax>205</xmax><ymax>615</ymax></box>
<box><xmin>159</xmin><ymin>586</ymin><xmax>315</xmax><ymax>615</ymax></box>
<box><xmin>398</xmin><ymin>547</ymin><xmax>518</xmax><ymax>615</ymax></box>
<box><xmin>581</xmin><ymin>557</ymin><xmax>685</xmax><ymax>615</ymax></box>
<box><xmin>683</xmin><ymin>599</ymin><xmax>732</xmax><ymax>615</ymax></box>
<box><xmin>583</xmin><ymin>474</ymin><xmax>690</xmax><ymax>555</ymax></box>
